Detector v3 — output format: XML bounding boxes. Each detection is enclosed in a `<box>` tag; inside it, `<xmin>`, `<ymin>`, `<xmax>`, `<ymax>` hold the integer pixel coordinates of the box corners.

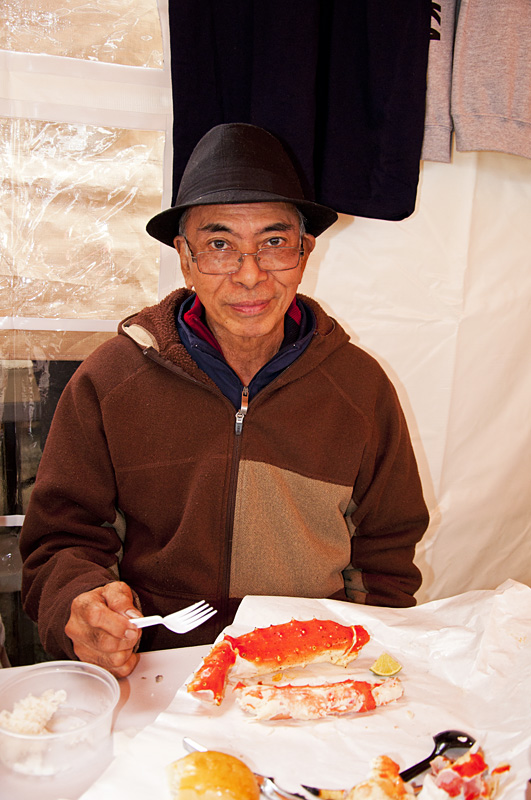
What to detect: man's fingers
<box><xmin>66</xmin><ymin>583</ymin><xmax>142</xmax><ymax>675</ymax></box>
<box><xmin>76</xmin><ymin>598</ymin><xmax>137</xmax><ymax>646</ymax></box>
<box><xmin>69</xmin><ymin>584</ymin><xmax>141</xmax><ymax>645</ymax></box>
<box><xmin>108</xmin><ymin>651</ymin><xmax>140</xmax><ymax>678</ymax></box>
<box><xmin>100</xmin><ymin>581</ymin><xmax>141</xmax><ymax>618</ymax></box>
<box><xmin>72</xmin><ymin>640</ymin><xmax>139</xmax><ymax>678</ymax></box>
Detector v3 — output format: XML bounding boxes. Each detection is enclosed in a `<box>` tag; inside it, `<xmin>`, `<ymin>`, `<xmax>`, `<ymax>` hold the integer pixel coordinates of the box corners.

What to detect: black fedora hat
<box><xmin>146</xmin><ymin>123</ymin><xmax>338</xmax><ymax>248</ymax></box>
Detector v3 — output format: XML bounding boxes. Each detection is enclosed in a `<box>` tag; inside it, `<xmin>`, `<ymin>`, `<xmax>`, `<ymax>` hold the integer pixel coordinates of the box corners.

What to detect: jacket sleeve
<box><xmin>347</xmin><ymin>372</ymin><xmax>429</xmax><ymax>607</ymax></box>
<box><xmin>19</xmin><ymin>367</ymin><xmax>124</xmax><ymax>659</ymax></box>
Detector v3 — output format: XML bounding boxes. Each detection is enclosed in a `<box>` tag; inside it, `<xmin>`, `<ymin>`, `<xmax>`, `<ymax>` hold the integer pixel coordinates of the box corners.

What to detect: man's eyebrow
<box><xmin>197</xmin><ymin>223</ymin><xmax>233</xmax><ymax>233</ymax></box>
<box><xmin>197</xmin><ymin>222</ymin><xmax>296</xmax><ymax>234</ymax></box>
<box><xmin>261</xmin><ymin>222</ymin><xmax>296</xmax><ymax>233</ymax></box>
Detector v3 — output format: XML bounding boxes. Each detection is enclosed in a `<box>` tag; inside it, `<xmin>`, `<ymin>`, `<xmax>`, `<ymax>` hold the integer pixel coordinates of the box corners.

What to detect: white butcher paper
<box><xmin>80</xmin><ymin>579</ymin><xmax>531</xmax><ymax>800</ymax></box>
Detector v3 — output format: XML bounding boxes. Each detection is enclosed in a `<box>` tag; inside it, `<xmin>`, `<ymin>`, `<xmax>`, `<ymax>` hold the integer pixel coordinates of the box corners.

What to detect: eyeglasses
<box><xmin>183</xmin><ymin>237</ymin><xmax>304</xmax><ymax>275</ymax></box>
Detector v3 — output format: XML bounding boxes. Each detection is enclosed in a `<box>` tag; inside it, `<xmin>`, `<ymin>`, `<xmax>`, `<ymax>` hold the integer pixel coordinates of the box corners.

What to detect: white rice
<box><xmin>0</xmin><ymin>688</ymin><xmax>67</xmax><ymax>735</ymax></box>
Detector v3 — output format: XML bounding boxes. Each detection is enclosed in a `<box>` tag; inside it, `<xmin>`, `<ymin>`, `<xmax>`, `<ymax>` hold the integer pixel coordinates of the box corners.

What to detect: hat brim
<box><xmin>146</xmin><ymin>190</ymin><xmax>338</xmax><ymax>248</ymax></box>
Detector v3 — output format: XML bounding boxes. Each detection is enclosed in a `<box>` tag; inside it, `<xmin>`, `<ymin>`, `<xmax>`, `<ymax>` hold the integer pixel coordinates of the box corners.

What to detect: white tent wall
<box><xmin>304</xmin><ymin>151</ymin><xmax>531</xmax><ymax>602</ymax></box>
<box><xmin>1</xmin><ymin>1</ymin><xmax>530</xmax><ymax>610</ymax></box>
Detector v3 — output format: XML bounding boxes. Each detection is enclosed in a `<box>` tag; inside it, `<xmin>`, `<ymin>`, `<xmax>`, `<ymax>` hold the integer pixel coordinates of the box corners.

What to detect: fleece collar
<box><xmin>176</xmin><ymin>293</ymin><xmax>316</xmax><ymax>408</ymax></box>
<box><xmin>119</xmin><ymin>289</ymin><xmax>347</xmax><ymax>396</ymax></box>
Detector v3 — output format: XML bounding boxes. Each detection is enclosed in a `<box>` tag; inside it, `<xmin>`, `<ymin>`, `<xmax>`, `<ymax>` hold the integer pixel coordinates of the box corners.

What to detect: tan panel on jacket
<box><xmin>230</xmin><ymin>460</ymin><xmax>353</xmax><ymax>599</ymax></box>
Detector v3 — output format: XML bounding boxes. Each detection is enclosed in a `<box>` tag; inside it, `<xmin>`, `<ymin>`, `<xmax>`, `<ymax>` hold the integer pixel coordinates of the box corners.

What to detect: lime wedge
<box><xmin>370</xmin><ymin>652</ymin><xmax>402</xmax><ymax>676</ymax></box>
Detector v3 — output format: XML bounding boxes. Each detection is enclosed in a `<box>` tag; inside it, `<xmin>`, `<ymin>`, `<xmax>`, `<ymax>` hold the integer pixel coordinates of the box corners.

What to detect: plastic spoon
<box><xmin>399</xmin><ymin>729</ymin><xmax>476</xmax><ymax>782</ymax></box>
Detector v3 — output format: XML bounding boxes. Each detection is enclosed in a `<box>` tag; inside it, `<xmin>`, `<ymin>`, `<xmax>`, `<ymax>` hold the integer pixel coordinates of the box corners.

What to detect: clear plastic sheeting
<box><xmin>0</xmin><ymin>530</ymin><xmax>22</xmax><ymax>592</ymax></box>
<box><xmin>0</xmin><ymin>0</ymin><xmax>163</xmax><ymax>68</ymax></box>
<box><xmin>0</xmin><ymin>117</ymin><xmax>164</xmax><ymax>321</ymax></box>
<box><xmin>0</xmin><ymin>525</ymin><xmax>43</xmax><ymax>666</ymax></box>
<box><xmin>0</xmin><ymin>330</ymin><xmax>115</xmax><ymax>362</ymax></box>
<box><xmin>0</xmin><ymin>360</ymin><xmax>46</xmax><ymax>516</ymax></box>
<box><xmin>0</xmin><ymin>333</ymin><xmax>114</xmax><ymax>524</ymax></box>
<box><xmin>0</xmin><ymin>0</ymin><xmax>171</xmax><ymax>669</ymax></box>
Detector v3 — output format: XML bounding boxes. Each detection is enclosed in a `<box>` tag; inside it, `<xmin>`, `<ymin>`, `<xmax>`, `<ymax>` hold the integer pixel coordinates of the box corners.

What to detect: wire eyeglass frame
<box><xmin>183</xmin><ymin>236</ymin><xmax>305</xmax><ymax>275</ymax></box>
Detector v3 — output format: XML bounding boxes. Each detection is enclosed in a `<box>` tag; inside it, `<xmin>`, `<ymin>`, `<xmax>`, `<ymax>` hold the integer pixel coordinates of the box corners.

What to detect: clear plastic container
<box><xmin>0</xmin><ymin>660</ymin><xmax>120</xmax><ymax>776</ymax></box>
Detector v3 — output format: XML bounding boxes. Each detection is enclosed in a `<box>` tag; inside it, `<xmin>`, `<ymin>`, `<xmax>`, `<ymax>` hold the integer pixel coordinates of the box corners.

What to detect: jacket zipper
<box><xmin>234</xmin><ymin>385</ymin><xmax>249</xmax><ymax>434</ymax></box>
<box><xmin>220</xmin><ymin>386</ymin><xmax>249</xmax><ymax>623</ymax></box>
<box><xmin>142</xmin><ymin>345</ymin><xmax>248</xmax><ymax>634</ymax></box>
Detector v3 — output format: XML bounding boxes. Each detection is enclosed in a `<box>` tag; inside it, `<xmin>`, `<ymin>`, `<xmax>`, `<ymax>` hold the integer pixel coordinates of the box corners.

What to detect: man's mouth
<box><xmin>229</xmin><ymin>299</ymin><xmax>271</xmax><ymax>315</ymax></box>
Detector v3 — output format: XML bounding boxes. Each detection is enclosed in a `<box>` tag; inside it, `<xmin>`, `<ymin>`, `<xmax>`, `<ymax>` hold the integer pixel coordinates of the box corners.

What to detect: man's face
<box><xmin>174</xmin><ymin>202</ymin><xmax>315</xmax><ymax>348</ymax></box>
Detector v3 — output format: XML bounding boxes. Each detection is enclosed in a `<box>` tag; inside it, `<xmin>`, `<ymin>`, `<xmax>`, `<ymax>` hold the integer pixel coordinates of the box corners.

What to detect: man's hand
<box><xmin>65</xmin><ymin>582</ymin><xmax>142</xmax><ymax>677</ymax></box>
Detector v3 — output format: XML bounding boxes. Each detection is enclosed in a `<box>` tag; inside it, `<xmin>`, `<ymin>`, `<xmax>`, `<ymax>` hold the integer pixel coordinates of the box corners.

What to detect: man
<box><xmin>20</xmin><ymin>124</ymin><xmax>429</xmax><ymax>678</ymax></box>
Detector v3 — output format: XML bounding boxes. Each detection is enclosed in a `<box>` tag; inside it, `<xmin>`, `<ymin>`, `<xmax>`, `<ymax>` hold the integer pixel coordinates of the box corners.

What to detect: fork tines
<box><xmin>178</xmin><ymin>603</ymin><xmax>217</xmax><ymax>632</ymax></box>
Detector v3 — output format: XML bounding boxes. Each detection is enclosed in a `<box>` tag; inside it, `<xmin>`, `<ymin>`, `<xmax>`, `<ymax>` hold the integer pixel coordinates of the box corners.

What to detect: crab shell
<box><xmin>187</xmin><ymin>618</ymin><xmax>370</xmax><ymax>705</ymax></box>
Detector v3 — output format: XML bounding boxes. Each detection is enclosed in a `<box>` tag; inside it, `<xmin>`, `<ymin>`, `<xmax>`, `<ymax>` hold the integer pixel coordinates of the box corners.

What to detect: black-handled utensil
<box><xmin>398</xmin><ymin>729</ymin><xmax>476</xmax><ymax>782</ymax></box>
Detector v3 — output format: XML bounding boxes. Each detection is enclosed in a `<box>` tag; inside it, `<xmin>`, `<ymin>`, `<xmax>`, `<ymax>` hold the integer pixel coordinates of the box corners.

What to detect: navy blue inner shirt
<box><xmin>176</xmin><ymin>294</ymin><xmax>316</xmax><ymax>408</ymax></box>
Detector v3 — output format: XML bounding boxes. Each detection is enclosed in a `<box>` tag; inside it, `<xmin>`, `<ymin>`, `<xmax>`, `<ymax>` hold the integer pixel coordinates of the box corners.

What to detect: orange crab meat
<box><xmin>187</xmin><ymin>618</ymin><xmax>370</xmax><ymax>705</ymax></box>
<box><xmin>186</xmin><ymin>639</ymin><xmax>236</xmax><ymax>703</ymax></box>
<box><xmin>225</xmin><ymin>619</ymin><xmax>369</xmax><ymax>671</ymax></box>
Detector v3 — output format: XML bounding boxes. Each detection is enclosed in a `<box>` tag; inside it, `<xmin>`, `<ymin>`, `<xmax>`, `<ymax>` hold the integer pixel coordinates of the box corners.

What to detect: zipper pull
<box><xmin>235</xmin><ymin>386</ymin><xmax>249</xmax><ymax>435</ymax></box>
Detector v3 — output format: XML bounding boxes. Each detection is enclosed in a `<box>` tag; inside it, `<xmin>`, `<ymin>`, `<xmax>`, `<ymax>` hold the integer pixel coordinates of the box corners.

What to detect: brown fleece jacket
<box><xmin>20</xmin><ymin>289</ymin><xmax>429</xmax><ymax>658</ymax></box>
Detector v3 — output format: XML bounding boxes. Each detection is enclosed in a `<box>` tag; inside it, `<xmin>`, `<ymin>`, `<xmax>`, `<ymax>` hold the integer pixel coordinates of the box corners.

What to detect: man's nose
<box><xmin>232</xmin><ymin>252</ymin><xmax>268</xmax><ymax>287</ymax></box>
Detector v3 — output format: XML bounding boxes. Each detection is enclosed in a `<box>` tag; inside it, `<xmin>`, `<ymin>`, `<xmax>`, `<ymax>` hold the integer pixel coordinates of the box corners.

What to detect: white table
<box><xmin>0</xmin><ymin>645</ymin><xmax>210</xmax><ymax>800</ymax></box>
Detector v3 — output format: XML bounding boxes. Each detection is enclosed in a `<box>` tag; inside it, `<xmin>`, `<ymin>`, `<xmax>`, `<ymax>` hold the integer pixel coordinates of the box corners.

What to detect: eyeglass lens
<box><xmin>196</xmin><ymin>246</ymin><xmax>302</xmax><ymax>274</ymax></box>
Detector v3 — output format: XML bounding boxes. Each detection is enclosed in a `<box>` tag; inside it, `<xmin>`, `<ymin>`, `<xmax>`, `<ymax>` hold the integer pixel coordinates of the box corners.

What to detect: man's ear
<box><xmin>174</xmin><ymin>236</ymin><xmax>194</xmax><ymax>289</ymax></box>
<box><xmin>300</xmin><ymin>233</ymin><xmax>316</xmax><ymax>275</ymax></box>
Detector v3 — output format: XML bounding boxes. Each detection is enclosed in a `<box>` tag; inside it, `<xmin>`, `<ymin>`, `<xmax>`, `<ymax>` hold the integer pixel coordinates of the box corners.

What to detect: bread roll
<box><xmin>167</xmin><ymin>750</ymin><xmax>260</xmax><ymax>800</ymax></box>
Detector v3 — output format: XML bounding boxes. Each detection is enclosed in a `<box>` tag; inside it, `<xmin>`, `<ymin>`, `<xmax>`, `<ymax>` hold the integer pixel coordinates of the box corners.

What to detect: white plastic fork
<box><xmin>130</xmin><ymin>600</ymin><xmax>217</xmax><ymax>634</ymax></box>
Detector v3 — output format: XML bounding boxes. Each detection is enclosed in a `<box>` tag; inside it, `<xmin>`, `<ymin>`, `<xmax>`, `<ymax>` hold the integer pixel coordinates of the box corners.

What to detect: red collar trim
<box><xmin>287</xmin><ymin>297</ymin><xmax>302</xmax><ymax>325</ymax></box>
<box><xmin>183</xmin><ymin>295</ymin><xmax>223</xmax><ymax>353</ymax></box>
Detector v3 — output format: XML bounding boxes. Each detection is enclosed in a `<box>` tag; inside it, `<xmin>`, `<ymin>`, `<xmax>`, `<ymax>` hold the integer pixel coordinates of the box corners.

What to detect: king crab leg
<box><xmin>233</xmin><ymin>676</ymin><xmax>403</xmax><ymax>721</ymax></box>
